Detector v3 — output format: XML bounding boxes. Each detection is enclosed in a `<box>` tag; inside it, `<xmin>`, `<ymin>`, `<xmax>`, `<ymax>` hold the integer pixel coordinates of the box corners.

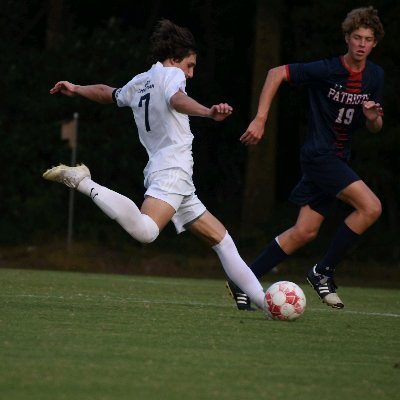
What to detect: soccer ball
<box><xmin>264</xmin><ymin>281</ymin><xmax>306</xmax><ymax>321</ymax></box>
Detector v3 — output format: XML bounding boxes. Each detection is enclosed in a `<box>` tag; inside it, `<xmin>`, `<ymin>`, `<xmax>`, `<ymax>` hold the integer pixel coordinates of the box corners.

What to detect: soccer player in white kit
<box><xmin>43</xmin><ymin>19</ymin><xmax>265</xmax><ymax>310</ymax></box>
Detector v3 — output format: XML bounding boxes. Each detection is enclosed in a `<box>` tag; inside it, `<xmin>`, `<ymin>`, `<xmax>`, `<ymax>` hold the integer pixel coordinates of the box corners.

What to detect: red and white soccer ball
<box><xmin>264</xmin><ymin>281</ymin><xmax>306</xmax><ymax>321</ymax></box>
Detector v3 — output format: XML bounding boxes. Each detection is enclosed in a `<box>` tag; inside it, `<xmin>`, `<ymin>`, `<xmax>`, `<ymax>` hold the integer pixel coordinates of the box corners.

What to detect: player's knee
<box><xmin>366</xmin><ymin>198</ymin><xmax>382</xmax><ymax>223</ymax></box>
<box><xmin>125</xmin><ymin>214</ymin><xmax>160</xmax><ymax>244</ymax></box>
<box><xmin>134</xmin><ymin>228</ymin><xmax>159</xmax><ymax>244</ymax></box>
<box><xmin>294</xmin><ymin>226</ymin><xmax>319</xmax><ymax>244</ymax></box>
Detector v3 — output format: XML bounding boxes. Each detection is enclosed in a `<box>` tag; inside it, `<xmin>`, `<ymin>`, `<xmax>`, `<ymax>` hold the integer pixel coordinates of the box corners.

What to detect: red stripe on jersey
<box><xmin>340</xmin><ymin>56</ymin><xmax>363</xmax><ymax>93</ymax></box>
<box><xmin>285</xmin><ymin>64</ymin><xmax>291</xmax><ymax>82</ymax></box>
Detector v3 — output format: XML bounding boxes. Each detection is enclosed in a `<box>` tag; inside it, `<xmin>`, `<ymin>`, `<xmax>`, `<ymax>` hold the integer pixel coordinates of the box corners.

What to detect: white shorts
<box><xmin>144</xmin><ymin>169</ymin><xmax>207</xmax><ymax>234</ymax></box>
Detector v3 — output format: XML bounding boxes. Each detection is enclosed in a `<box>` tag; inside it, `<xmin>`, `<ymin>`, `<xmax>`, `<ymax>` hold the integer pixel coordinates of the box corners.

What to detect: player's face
<box><xmin>345</xmin><ymin>27</ymin><xmax>377</xmax><ymax>63</ymax></box>
<box><xmin>172</xmin><ymin>53</ymin><xmax>197</xmax><ymax>79</ymax></box>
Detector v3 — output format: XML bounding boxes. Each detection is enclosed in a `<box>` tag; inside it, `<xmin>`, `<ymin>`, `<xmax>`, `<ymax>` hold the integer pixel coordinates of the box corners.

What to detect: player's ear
<box><xmin>344</xmin><ymin>33</ymin><xmax>350</xmax><ymax>44</ymax></box>
<box><xmin>171</xmin><ymin>57</ymin><xmax>183</xmax><ymax>65</ymax></box>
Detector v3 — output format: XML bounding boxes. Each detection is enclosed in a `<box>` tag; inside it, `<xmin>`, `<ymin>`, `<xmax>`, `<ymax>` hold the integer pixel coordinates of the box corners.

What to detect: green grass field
<box><xmin>1</xmin><ymin>267</ymin><xmax>399</xmax><ymax>400</ymax></box>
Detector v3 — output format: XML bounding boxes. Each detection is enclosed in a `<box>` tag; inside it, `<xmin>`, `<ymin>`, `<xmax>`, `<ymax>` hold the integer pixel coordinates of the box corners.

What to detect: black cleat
<box><xmin>307</xmin><ymin>265</ymin><xmax>344</xmax><ymax>309</ymax></box>
<box><xmin>226</xmin><ymin>279</ymin><xmax>257</xmax><ymax>311</ymax></box>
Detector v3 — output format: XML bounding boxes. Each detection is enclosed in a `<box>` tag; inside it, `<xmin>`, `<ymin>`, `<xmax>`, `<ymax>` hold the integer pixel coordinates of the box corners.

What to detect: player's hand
<box><xmin>50</xmin><ymin>81</ymin><xmax>78</xmax><ymax>97</ymax></box>
<box><xmin>362</xmin><ymin>101</ymin><xmax>384</xmax><ymax>121</ymax></box>
<box><xmin>240</xmin><ymin>117</ymin><xmax>265</xmax><ymax>145</ymax></box>
<box><xmin>209</xmin><ymin>103</ymin><xmax>233</xmax><ymax>121</ymax></box>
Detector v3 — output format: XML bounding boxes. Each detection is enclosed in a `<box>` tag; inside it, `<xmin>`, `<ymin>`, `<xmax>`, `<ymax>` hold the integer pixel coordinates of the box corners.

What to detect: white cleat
<box><xmin>323</xmin><ymin>293</ymin><xmax>344</xmax><ymax>309</ymax></box>
<box><xmin>42</xmin><ymin>163</ymin><xmax>91</xmax><ymax>188</ymax></box>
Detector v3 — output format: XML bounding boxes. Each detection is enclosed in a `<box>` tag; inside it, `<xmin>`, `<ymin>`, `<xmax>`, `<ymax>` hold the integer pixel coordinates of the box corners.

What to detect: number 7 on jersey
<box><xmin>139</xmin><ymin>93</ymin><xmax>151</xmax><ymax>132</ymax></box>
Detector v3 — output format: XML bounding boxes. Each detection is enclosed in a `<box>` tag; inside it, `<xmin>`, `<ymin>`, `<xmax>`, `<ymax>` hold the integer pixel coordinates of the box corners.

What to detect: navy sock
<box><xmin>250</xmin><ymin>238</ymin><xmax>288</xmax><ymax>279</ymax></box>
<box><xmin>315</xmin><ymin>222</ymin><xmax>360</xmax><ymax>277</ymax></box>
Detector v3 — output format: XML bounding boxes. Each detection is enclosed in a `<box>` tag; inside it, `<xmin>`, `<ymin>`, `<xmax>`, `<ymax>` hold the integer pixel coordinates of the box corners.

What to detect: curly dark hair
<box><xmin>342</xmin><ymin>6</ymin><xmax>385</xmax><ymax>42</ymax></box>
<box><xmin>148</xmin><ymin>19</ymin><xmax>197</xmax><ymax>63</ymax></box>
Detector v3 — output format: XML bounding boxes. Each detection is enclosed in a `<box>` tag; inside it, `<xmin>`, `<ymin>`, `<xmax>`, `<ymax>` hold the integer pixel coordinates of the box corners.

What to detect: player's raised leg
<box><xmin>43</xmin><ymin>164</ymin><xmax>162</xmax><ymax>243</ymax></box>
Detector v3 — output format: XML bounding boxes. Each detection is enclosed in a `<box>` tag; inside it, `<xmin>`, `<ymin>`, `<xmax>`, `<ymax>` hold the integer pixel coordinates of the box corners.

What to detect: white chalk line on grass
<box><xmin>4</xmin><ymin>293</ymin><xmax>400</xmax><ymax>319</ymax></box>
<box><xmin>309</xmin><ymin>308</ymin><xmax>400</xmax><ymax>318</ymax></box>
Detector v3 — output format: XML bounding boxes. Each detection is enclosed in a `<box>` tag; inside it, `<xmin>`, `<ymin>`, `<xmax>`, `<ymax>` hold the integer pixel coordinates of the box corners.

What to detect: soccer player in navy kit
<box><xmin>228</xmin><ymin>6</ymin><xmax>385</xmax><ymax>309</ymax></box>
<box><xmin>43</xmin><ymin>19</ymin><xmax>267</xmax><ymax>311</ymax></box>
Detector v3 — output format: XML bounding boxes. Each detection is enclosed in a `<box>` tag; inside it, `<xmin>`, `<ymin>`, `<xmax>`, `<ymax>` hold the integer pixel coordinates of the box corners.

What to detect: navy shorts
<box><xmin>289</xmin><ymin>154</ymin><xmax>360</xmax><ymax>217</ymax></box>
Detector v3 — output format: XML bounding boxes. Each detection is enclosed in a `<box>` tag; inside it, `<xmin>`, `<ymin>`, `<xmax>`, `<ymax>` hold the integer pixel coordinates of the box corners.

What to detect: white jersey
<box><xmin>114</xmin><ymin>62</ymin><xmax>194</xmax><ymax>178</ymax></box>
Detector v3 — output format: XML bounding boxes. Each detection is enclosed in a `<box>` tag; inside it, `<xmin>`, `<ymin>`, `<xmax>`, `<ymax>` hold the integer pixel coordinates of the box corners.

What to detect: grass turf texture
<box><xmin>1</xmin><ymin>268</ymin><xmax>399</xmax><ymax>400</ymax></box>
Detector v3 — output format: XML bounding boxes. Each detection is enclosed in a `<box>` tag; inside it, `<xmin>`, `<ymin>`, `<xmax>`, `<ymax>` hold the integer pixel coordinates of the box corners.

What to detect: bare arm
<box><xmin>363</xmin><ymin>101</ymin><xmax>383</xmax><ymax>133</ymax></box>
<box><xmin>240</xmin><ymin>65</ymin><xmax>288</xmax><ymax>145</ymax></box>
<box><xmin>170</xmin><ymin>91</ymin><xmax>233</xmax><ymax>121</ymax></box>
<box><xmin>50</xmin><ymin>81</ymin><xmax>115</xmax><ymax>104</ymax></box>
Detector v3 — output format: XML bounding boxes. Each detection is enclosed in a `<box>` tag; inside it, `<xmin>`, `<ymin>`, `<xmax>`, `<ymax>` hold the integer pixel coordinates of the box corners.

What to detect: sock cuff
<box><xmin>274</xmin><ymin>236</ymin><xmax>288</xmax><ymax>256</ymax></box>
<box><xmin>341</xmin><ymin>222</ymin><xmax>360</xmax><ymax>238</ymax></box>
<box><xmin>212</xmin><ymin>230</ymin><xmax>231</xmax><ymax>252</ymax></box>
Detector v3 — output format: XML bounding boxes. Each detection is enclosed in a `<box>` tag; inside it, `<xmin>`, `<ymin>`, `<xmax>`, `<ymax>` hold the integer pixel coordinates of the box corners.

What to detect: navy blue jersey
<box><xmin>287</xmin><ymin>56</ymin><xmax>384</xmax><ymax>161</ymax></box>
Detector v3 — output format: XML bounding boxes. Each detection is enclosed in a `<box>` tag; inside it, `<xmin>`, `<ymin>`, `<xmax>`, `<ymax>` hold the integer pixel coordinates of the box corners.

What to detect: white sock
<box><xmin>77</xmin><ymin>178</ymin><xmax>159</xmax><ymax>243</ymax></box>
<box><xmin>212</xmin><ymin>232</ymin><xmax>265</xmax><ymax>309</ymax></box>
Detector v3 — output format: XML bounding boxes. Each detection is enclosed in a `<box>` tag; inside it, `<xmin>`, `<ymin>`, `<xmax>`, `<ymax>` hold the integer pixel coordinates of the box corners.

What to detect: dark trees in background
<box><xmin>241</xmin><ymin>0</ymin><xmax>282</xmax><ymax>233</ymax></box>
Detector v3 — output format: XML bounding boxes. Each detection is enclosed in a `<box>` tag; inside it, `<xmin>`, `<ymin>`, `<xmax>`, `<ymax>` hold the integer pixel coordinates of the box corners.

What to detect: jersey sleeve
<box><xmin>113</xmin><ymin>76</ymin><xmax>138</xmax><ymax>108</ymax></box>
<box><xmin>163</xmin><ymin>67</ymin><xmax>187</xmax><ymax>104</ymax></box>
<box><xmin>287</xmin><ymin>59</ymin><xmax>331</xmax><ymax>86</ymax></box>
